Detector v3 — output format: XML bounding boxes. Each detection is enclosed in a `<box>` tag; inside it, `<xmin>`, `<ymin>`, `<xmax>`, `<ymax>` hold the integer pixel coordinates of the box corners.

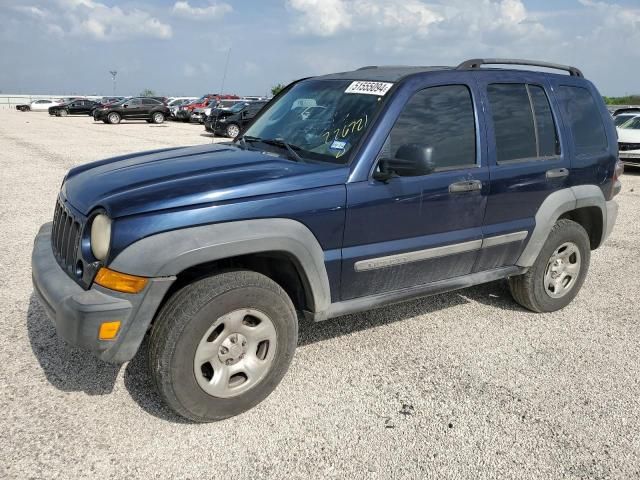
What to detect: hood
<box><xmin>63</xmin><ymin>143</ymin><xmax>348</xmax><ymax>218</ymax></box>
<box><xmin>617</xmin><ymin>127</ymin><xmax>640</xmax><ymax>143</ymax></box>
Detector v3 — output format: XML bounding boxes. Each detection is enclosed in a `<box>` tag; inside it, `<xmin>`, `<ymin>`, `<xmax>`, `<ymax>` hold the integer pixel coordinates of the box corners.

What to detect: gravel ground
<box><xmin>1</xmin><ymin>109</ymin><xmax>639</xmax><ymax>479</ymax></box>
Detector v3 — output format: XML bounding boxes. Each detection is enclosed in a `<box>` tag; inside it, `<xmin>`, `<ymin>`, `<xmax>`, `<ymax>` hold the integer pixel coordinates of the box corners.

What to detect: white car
<box><xmin>29</xmin><ymin>99</ymin><xmax>61</xmax><ymax>111</ymax></box>
<box><xmin>617</xmin><ymin>115</ymin><xmax>640</xmax><ymax>167</ymax></box>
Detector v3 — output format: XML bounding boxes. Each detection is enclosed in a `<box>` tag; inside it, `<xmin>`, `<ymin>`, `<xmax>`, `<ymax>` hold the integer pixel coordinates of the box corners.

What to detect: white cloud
<box><xmin>172</xmin><ymin>1</ymin><xmax>232</xmax><ymax>20</ymax></box>
<box><xmin>287</xmin><ymin>0</ymin><xmax>540</xmax><ymax>40</ymax></box>
<box><xmin>287</xmin><ymin>0</ymin><xmax>352</xmax><ymax>36</ymax></box>
<box><xmin>12</xmin><ymin>0</ymin><xmax>172</xmax><ymax>41</ymax></box>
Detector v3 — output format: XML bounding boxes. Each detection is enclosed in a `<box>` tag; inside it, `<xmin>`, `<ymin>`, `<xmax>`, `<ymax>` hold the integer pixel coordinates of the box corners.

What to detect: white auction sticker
<box><xmin>345</xmin><ymin>81</ymin><xmax>394</xmax><ymax>96</ymax></box>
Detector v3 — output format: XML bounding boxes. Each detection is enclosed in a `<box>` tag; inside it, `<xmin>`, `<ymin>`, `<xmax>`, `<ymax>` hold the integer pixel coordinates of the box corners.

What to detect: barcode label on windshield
<box><xmin>345</xmin><ymin>81</ymin><xmax>393</xmax><ymax>96</ymax></box>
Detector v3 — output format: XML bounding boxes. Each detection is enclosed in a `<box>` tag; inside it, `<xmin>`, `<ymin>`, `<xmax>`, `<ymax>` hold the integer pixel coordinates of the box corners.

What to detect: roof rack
<box><xmin>457</xmin><ymin>58</ymin><xmax>583</xmax><ymax>77</ymax></box>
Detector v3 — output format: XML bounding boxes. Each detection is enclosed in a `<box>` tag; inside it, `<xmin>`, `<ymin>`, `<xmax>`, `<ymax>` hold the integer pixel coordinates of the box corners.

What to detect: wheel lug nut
<box><xmin>239</xmin><ymin>354</ymin><xmax>245</xmax><ymax>359</ymax></box>
<box><xmin>242</xmin><ymin>340</ymin><xmax>247</xmax><ymax>347</ymax></box>
<box><xmin>225</xmin><ymin>359</ymin><xmax>233</xmax><ymax>365</ymax></box>
<box><xmin>220</xmin><ymin>346</ymin><xmax>228</xmax><ymax>354</ymax></box>
<box><xmin>230</xmin><ymin>336</ymin><xmax>237</xmax><ymax>344</ymax></box>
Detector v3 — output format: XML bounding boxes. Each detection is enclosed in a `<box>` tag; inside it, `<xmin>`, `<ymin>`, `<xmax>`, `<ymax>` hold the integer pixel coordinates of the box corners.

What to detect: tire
<box><xmin>225</xmin><ymin>123</ymin><xmax>240</xmax><ymax>138</ymax></box>
<box><xmin>107</xmin><ymin>112</ymin><xmax>121</xmax><ymax>124</ymax></box>
<box><xmin>508</xmin><ymin>219</ymin><xmax>590</xmax><ymax>313</ymax></box>
<box><xmin>59</xmin><ymin>109</ymin><xmax>68</xmax><ymax>117</ymax></box>
<box><xmin>152</xmin><ymin>112</ymin><xmax>165</xmax><ymax>124</ymax></box>
<box><xmin>149</xmin><ymin>270</ymin><xmax>298</xmax><ymax>422</ymax></box>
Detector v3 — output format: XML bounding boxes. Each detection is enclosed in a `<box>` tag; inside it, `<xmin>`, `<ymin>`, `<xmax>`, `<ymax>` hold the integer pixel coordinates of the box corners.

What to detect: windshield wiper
<box><xmin>238</xmin><ymin>135</ymin><xmax>305</xmax><ymax>163</ymax></box>
<box><xmin>259</xmin><ymin>138</ymin><xmax>305</xmax><ymax>163</ymax></box>
<box><xmin>234</xmin><ymin>134</ymin><xmax>261</xmax><ymax>151</ymax></box>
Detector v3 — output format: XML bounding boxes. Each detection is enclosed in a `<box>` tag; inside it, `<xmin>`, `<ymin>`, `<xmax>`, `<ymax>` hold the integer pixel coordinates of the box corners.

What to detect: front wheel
<box><xmin>152</xmin><ymin>112</ymin><xmax>165</xmax><ymax>124</ymax></box>
<box><xmin>225</xmin><ymin>123</ymin><xmax>240</xmax><ymax>138</ymax></box>
<box><xmin>509</xmin><ymin>219</ymin><xmax>590</xmax><ymax>312</ymax></box>
<box><xmin>58</xmin><ymin>109</ymin><xmax>68</xmax><ymax>117</ymax></box>
<box><xmin>107</xmin><ymin>112</ymin><xmax>121</xmax><ymax>124</ymax></box>
<box><xmin>149</xmin><ymin>270</ymin><xmax>298</xmax><ymax>422</ymax></box>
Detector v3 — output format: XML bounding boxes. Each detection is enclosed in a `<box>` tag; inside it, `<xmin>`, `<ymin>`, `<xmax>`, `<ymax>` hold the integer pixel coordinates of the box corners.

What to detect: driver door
<box><xmin>341</xmin><ymin>80</ymin><xmax>489</xmax><ymax>300</ymax></box>
<box><xmin>122</xmin><ymin>98</ymin><xmax>143</xmax><ymax>118</ymax></box>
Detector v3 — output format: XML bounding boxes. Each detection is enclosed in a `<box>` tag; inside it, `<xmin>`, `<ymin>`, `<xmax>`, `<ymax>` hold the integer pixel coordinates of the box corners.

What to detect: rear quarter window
<box><xmin>558</xmin><ymin>86</ymin><xmax>608</xmax><ymax>155</ymax></box>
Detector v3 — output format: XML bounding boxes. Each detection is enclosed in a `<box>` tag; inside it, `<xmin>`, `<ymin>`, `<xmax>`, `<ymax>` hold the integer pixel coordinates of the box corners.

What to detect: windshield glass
<box><xmin>229</xmin><ymin>102</ymin><xmax>248</xmax><ymax>113</ymax></box>
<box><xmin>615</xmin><ymin>115</ymin><xmax>636</xmax><ymax>127</ymax></box>
<box><xmin>621</xmin><ymin>117</ymin><xmax>640</xmax><ymax>129</ymax></box>
<box><xmin>242</xmin><ymin>79</ymin><xmax>391</xmax><ymax>164</ymax></box>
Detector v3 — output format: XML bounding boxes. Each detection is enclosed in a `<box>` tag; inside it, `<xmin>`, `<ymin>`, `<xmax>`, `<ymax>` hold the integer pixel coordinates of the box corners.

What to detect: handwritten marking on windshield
<box><xmin>322</xmin><ymin>114</ymin><xmax>368</xmax><ymax>144</ymax></box>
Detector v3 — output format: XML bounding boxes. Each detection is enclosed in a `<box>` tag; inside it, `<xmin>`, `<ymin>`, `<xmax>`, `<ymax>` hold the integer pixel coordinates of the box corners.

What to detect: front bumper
<box><xmin>31</xmin><ymin>223</ymin><xmax>174</xmax><ymax>363</ymax></box>
<box><xmin>619</xmin><ymin>152</ymin><xmax>640</xmax><ymax>167</ymax></box>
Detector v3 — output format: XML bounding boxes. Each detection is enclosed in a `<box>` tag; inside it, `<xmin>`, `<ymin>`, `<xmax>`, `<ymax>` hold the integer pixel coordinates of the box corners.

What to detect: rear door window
<box><xmin>558</xmin><ymin>86</ymin><xmax>608</xmax><ymax>155</ymax></box>
<box><xmin>487</xmin><ymin>83</ymin><xmax>559</xmax><ymax>163</ymax></box>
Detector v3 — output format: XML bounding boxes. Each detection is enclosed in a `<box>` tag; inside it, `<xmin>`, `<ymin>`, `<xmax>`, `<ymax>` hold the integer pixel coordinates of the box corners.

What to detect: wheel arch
<box><xmin>516</xmin><ymin>185</ymin><xmax>607</xmax><ymax>267</ymax></box>
<box><xmin>109</xmin><ymin>218</ymin><xmax>332</xmax><ymax>314</ymax></box>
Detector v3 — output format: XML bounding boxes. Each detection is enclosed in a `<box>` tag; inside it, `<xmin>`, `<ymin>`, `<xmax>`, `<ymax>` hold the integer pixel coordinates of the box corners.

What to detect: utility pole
<box><xmin>109</xmin><ymin>70</ymin><xmax>117</xmax><ymax>95</ymax></box>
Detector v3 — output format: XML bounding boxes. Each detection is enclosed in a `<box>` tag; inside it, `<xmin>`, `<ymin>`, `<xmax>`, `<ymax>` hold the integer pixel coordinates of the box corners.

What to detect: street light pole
<box><xmin>109</xmin><ymin>70</ymin><xmax>117</xmax><ymax>95</ymax></box>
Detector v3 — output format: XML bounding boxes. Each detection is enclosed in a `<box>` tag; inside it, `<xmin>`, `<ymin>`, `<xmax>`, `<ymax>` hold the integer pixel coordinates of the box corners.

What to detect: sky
<box><xmin>0</xmin><ymin>0</ymin><xmax>638</xmax><ymax>97</ymax></box>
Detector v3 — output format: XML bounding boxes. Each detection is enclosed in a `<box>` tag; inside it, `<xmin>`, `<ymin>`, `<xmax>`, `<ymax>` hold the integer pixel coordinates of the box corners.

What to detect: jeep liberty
<box><xmin>32</xmin><ymin>59</ymin><xmax>622</xmax><ymax>422</ymax></box>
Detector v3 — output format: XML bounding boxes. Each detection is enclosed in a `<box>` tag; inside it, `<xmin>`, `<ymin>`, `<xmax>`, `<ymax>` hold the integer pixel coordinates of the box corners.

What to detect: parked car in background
<box><xmin>204</xmin><ymin>101</ymin><xmax>267</xmax><ymax>137</ymax></box>
<box><xmin>168</xmin><ymin>98</ymin><xmax>197</xmax><ymax>119</ymax></box>
<box><xmin>617</xmin><ymin>116</ymin><xmax>640</xmax><ymax>167</ymax></box>
<box><xmin>93</xmin><ymin>97</ymin><xmax>170</xmax><ymax>124</ymax></box>
<box><xmin>176</xmin><ymin>94</ymin><xmax>240</xmax><ymax>122</ymax></box>
<box><xmin>49</xmin><ymin>99</ymin><xmax>98</xmax><ymax>116</ymax></box>
<box><xmin>29</xmin><ymin>99</ymin><xmax>61</xmax><ymax>111</ymax></box>
<box><xmin>90</xmin><ymin>97</ymin><xmax>127</xmax><ymax>116</ymax></box>
<box><xmin>31</xmin><ymin>59</ymin><xmax>621</xmax><ymax>422</ymax></box>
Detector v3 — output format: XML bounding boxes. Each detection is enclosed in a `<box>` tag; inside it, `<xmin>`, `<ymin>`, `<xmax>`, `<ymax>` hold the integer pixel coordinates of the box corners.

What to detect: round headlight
<box><xmin>91</xmin><ymin>214</ymin><xmax>112</xmax><ymax>261</ymax></box>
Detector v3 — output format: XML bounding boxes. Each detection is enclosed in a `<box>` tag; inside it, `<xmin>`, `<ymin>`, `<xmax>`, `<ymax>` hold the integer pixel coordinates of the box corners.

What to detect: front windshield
<box><xmin>242</xmin><ymin>79</ymin><xmax>391</xmax><ymax>164</ymax></box>
<box><xmin>615</xmin><ymin>115</ymin><xmax>635</xmax><ymax>127</ymax></box>
<box><xmin>229</xmin><ymin>102</ymin><xmax>248</xmax><ymax>113</ymax></box>
<box><xmin>621</xmin><ymin>117</ymin><xmax>640</xmax><ymax>129</ymax></box>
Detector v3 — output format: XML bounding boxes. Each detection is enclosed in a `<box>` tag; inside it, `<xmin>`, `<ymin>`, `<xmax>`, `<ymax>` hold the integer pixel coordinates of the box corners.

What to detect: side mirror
<box><xmin>123</xmin><ymin>104</ymin><xmax>128</xmax><ymax>108</ymax></box>
<box><xmin>373</xmin><ymin>144</ymin><xmax>436</xmax><ymax>182</ymax></box>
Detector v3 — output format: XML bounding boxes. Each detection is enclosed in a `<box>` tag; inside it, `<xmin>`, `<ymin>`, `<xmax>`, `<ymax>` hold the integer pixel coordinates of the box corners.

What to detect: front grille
<box><xmin>619</xmin><ymin>142</ymin><xmax>640</xmax><ymax>152</ymax></box>
<box><xmin>51</xmin><ymin>198</ymin><xmax>83</xmax><ymax>274</ymax></box>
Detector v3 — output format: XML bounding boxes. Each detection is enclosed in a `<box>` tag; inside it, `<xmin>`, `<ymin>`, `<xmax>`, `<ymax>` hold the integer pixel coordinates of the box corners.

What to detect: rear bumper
<box><xmin>603</xmin><ymin>199</ymin><xmax>618</xmax><ymax>243</ymax></box>
<box><xmin>31</xmin><ymin>223</ymin><xmax>174</xmax><ymax>363</ymax></box>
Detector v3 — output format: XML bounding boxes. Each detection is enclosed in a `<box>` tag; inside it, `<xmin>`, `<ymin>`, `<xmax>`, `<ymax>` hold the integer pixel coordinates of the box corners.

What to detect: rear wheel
<box><xmin>107</xmin><ymin>112</ymin><xmax>121</xmax><ymax>124</ymax></box>
<box><xmin>149</xmin><ymin>270</ymin><xmax>298</xmax><ymax>422</ymax></box>
<box><xmin>508</xmin><ymin>219</ymin><xmax>590</xmax><ymax>312</ymax></box>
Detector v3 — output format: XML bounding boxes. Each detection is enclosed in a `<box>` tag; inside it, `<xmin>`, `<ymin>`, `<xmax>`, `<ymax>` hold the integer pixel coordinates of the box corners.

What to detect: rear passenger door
<box><xmin>474</xmin><ymin>74</ymin><xmax>569</xmax><ymax>271</ymax></box>
<box><xmin>341</xmin><ymin>78</ymin><xmax>489</xmax><ymax>300</ymax></box>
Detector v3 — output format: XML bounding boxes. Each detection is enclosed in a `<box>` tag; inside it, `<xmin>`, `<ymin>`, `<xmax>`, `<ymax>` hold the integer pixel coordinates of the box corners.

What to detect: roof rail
<box><xmin>457</xmin><ymin>58</ymin><xmax>583</xmax><ymax>77</ymax></box>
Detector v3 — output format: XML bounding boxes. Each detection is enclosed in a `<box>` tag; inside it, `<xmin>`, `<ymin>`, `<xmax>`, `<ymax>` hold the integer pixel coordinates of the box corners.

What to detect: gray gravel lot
<box><xmin>1</xmin><ymin>109</ymin><xmax>639</xmax><ymax>479</ymax></box>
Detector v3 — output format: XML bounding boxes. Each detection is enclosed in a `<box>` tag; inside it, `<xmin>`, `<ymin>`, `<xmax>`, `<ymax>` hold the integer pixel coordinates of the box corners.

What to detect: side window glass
<box><xmin>488</xmin><ymin>83</ymin><xmax>561</xmax><ymax>162</ymax></box>
<box><xmin>383</xmin><ymin>85</ymin><xmax>477</xmax><ymax>175</ymax></box>
<box><xmin>558</xmin><ymin>86</ymin><xmax>607</xmax><ymax>155</ymax></box>
<box><xmin>487</xmin><ymin>84</ymin><xmax>537</xmax><ymax>162</ymax></box>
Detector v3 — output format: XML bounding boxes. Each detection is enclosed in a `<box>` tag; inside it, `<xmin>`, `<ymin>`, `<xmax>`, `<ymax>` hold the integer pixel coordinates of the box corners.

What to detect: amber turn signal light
<box><xmin>94</xmin><ymin>267</ymin><xmax>148</xmax><ymax>294</ymax></box>
<box><xmin>98</xmin><ymin>321</ymin><xmax>121</xmax><ymax>340</ymax></box>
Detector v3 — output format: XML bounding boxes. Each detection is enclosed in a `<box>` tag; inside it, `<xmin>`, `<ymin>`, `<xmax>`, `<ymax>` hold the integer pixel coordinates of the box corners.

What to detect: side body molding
<box><xmin>109</xmin><ymin>218</ymin><xmax>332</xmax><ymax>312</ymax></box>
<box><xmin>516</xmin><ymin>185</ymin><xmax>608</xmax><ymax>267</ymax></box>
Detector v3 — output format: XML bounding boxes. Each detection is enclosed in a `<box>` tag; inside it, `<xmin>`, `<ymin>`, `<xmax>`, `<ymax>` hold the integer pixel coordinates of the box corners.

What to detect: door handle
<box><xmin>449</xmin><ymin>180</ymin><xmax>482</xmax><ymax>193</ymax></box>
<box><xmin>546</xmin><ymin>168</ymin><xmax>569</xmax><ymax>179</ymax></box>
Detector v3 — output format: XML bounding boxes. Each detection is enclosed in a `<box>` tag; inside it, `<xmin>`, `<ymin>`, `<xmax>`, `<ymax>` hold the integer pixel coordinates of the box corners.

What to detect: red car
<box><xmin>175</xmin><ymin>94</ymin><xmax>240</xmax><ymax>121</ymax></box>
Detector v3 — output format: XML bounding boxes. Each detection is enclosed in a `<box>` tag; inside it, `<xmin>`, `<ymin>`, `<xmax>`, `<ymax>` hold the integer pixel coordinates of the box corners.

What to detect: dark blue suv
<box><xmin>32</xmin><ymin>59</ymin><xmax>622</xmax><ymax>422</ymax></box>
